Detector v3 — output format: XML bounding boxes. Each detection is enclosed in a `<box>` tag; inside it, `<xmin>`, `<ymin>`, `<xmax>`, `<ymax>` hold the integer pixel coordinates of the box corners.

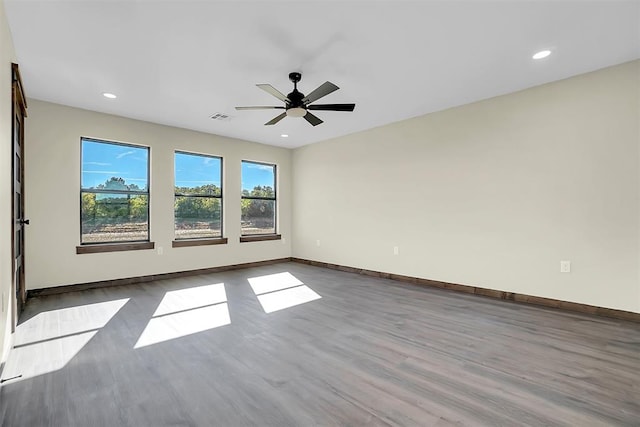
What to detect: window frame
<box><xmin>240</xmin><ymin>160</ymin><xmax>279</xmax><ymax>240</ymax></box>
<box><xmin>78</xmin><ymin>137</ymin><xmax>151</xmax><ymax>249</ymax></box>
<box><xmin>173</xmin><ymin>150</ymin><xmax>226</xmax><ymax>245</ymax></box>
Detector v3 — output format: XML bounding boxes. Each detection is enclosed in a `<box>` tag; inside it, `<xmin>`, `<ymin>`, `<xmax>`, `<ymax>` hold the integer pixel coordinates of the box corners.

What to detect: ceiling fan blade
<box><xmin>302</xmin><ymin>81</ymin><xmax>339</xmax><ymax>105</ymax></box>
<box><xmin>303</xmin><ymin>111</ymin><xmax>323</xmax><ymax>126</ymax></box>
<box><xmin>257</xmin><ymin>84</ymin><xmax>290</xmax><ymax>103</ymax></box>
<box><xmin>307</xmin><ymin>103</ymin><xmax>355</xmax><ymax>112</ymax></box>
<box><xmin>235</xmin><ymin>106</ymin><xmax>285</xmax><ymax>110</ymax></box>
<box><xmin>265</xmin><ymin>112</ymin><xmax>287</xmax><ymax>126</ymax></box>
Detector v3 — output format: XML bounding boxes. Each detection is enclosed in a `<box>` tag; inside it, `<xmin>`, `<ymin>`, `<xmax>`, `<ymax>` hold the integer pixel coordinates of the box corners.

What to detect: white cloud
<box><xmin>246</xmin><ymin>163</ymin><xmax>273</xmax><ymax>171</ymax></box>
<box><xmin>203</xmin><ymin>158</ymin><xmax>217</xmax><ymax>166</ymax></box>
<box><xmin>176</xmin><ymin>180</ymin><xmax>216</xmax><ymax>184</ymax></box>
<box><xmin>116</xmin><ymin>150</ymin><xmax>135</xmax><ymax>159</ymax></box>
<box><xmin>84</xmin><ymin>161</ymin><xmax>111</xmax><ymax>166</ymax></box>
<box><xmin>83</xmin><ymin>171</ymin><xmax>124</xmax><ymax>174</ymax></box>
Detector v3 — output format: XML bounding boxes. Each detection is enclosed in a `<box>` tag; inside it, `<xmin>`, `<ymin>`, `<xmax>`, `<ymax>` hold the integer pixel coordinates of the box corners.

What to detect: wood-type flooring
<box><xmin>0</xmin><ymin>262</ymin><xmax>638</xmax><ymax>426</ymax></box>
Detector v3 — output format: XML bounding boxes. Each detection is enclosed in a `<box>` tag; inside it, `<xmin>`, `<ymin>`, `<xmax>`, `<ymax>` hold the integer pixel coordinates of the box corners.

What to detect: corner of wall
<box><xmin>0</xmin><ymin>0</ymin><xmax>17</xmax><ymax>370</ymax></box>
<box><xmin>291</xmin><ymin>61</ymin><xmax>640</xmax><ymax>314</ymax></box>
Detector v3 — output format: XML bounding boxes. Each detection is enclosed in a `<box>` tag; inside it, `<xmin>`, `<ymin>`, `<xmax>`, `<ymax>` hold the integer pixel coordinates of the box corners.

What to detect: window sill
<box><xmin>76</xmin><ymin>241</ymin><xmax>155</xmax><ymax>254</ymax></box>
<box><xmin>240</xmin><ymin>234</ymin><xmax>282</xmax><ymax>243</ymax></box>
<box><xmin>172</xmin><ymin>238</ymin><xmax>228</xmax><ymax>248</ymax></box>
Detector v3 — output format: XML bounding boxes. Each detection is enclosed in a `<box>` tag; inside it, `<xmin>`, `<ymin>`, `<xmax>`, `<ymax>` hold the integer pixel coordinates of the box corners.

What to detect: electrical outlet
<box><xmin>560</xmin><ymin>260</ymin><xmax>571</xmax><ymax>273</ymax></box>
<box><xmin>393</xmin><ymin>246</ymin><xmax>399</xmax><ymax>255</ymax></box>
<box><xmin>158</xmin><ymin>247</ymin><xmax>163</xmax><ymax>255</ymax></box>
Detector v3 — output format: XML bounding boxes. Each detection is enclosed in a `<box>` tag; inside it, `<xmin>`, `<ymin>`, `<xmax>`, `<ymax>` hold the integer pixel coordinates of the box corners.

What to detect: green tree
<box><xmin>84</xmin><ymin>177</ymin><xmax>149</xmax><ymax>227</ymax></box>
<box><xmin>130</xmin><ymin>195</ymin><xmax>148</xmax><ymax>220</ymax></box>
<box><xmin>241</xmin><ymin>186</ymin><xmax>275</xmax><ymax>226</ymax></box>
<box><xmin>81</xmin><ymin>192</ymin><xmax>96</xmax><ymax>217</ymax></box>
<box><xmin>174</xmin><ymin>183</ymin><xmax>221</xmax><ymax>229</ymax></box>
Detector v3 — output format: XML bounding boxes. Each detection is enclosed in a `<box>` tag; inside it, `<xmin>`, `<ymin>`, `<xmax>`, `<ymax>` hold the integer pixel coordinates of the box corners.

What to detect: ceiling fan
<box><xmin>235</xmin><ymin>72</ymin><xmax>355</xmax><ymax>126</ymax></box>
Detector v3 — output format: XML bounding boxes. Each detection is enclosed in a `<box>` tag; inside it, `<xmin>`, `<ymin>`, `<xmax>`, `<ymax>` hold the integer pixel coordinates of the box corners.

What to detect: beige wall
<box><xmin>292</xmin><ymin>61</ymin><xmax>640</xmax><ymax>313</ymax></box>
<box><xmin>15</xmin><ymin>58</ymin><xmax>640</xmax><ymax>318</ymax></box>
<box><xmin>0</xmin><ymin>0</ymin><xmax>16</xmax><ymax>365</ymax></box>
<box><xmin>24</xmin><ymin>100</ymin><xmax>291</xmax><ymax>289</ymax></box>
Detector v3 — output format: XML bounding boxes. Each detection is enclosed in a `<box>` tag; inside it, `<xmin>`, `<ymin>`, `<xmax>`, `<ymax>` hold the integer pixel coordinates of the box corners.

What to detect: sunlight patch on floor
<box><xmin>153</xmin><ymin>282</ymin><xmax>227</xmax><ymax>316</ymax></box>
<box><xmin>13</xmin><ymin>298</ymin><xmax>130</xmax><ymax>346</ymax></box>
<box><xmin>248</xmin><ymin>272</ymin><xmax>321</xmax><ymax>314</ymax></box>
<box><xmin>2</xmin><ymin>298</ymin><xmax>130</xmax><ymax>383</ymax></box>
<box><xmin>248</xmin><ymin>272</ymin><xmax>303</xmax><ymax>294</ymax></box>
<box><xmin>256</xmin><ymin>285</ymin><xmax>322</xmax><ymax>314</ymax></box>
<box><xmin>135</xmin><ymin>283</ymin><xmax>230</xmax><ymax>349</ymax></box>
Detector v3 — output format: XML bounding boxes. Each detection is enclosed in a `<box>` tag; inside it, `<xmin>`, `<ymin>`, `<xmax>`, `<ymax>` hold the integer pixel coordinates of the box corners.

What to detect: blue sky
<box><xmin>81</xmin><ymin>140</ymin><xmax>148</xmax><ymax>189</ymax></box>
<box><xmin>242</xmin><ymin>161</ymin><xmax>275</xmax><ymax>192</ymax></box>
<box><xmin>175</xmin><ymin>152</ymin><xmax>221</xmax><ymax>188</ymax></box>
<box><xmin>81</xmin><ymin>140</ymin><xmax>274</xmax><ymax>191</ymax></box>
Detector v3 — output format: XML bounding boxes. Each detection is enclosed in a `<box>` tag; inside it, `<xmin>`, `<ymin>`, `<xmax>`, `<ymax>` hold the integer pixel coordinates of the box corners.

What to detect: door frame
<box><xmin>11</xmin><ymin>63</ymin><xmax>27</xmax><ymax>330</ymax></box>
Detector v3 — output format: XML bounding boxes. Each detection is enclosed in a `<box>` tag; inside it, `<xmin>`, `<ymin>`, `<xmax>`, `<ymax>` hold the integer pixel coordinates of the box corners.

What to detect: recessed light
<box><xmin>532</xmin><ymin>50</ymin><xmax>551</xmax><ymax>60</ymax></box>
<box><xmin>281</xmin><ymin>134</ymin><xmax>289</xmax><ymax>138</ymax></box>
<box><xmin>102</xmin><ymin>92</ymin><xmax>117</xmax><ymax>99</ymax></box>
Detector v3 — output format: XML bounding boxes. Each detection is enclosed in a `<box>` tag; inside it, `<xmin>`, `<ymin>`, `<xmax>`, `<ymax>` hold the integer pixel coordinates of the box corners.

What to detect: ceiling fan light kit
<box><xmin>286</xmin><ymin>107</ymin><xmax>307</xmax><ymax>118</ymax></box>
<box><xmin>236</xmin><ymin>72</ymin><xmax>355</xmax><ymax>126</ymax></box>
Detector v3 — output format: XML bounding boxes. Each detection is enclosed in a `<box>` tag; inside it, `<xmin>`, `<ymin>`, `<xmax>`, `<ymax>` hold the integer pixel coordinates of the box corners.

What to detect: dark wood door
<box><xmin>12</xmin><ymin>63</ymin><xmax>27</xmax><ymax>327</ymax></box>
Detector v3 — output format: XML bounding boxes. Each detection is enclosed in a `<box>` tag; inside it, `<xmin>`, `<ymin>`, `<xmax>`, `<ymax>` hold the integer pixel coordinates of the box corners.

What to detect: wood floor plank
<box><xmin>1</xmin><ymin>262</ymin><xmax>638</xmax><ymax>426</ymax></box>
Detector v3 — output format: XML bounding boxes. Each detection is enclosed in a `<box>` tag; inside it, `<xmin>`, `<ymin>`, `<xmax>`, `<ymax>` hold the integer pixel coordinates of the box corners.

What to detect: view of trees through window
<box><xmin>242</xmin><ymin>161</ymin><xmax>276</xmax><ymax>235</ymax></box>
<box><xmin>175</xmin><ymin>152</ymin><xmax>222</xmax><ymax>239</ymax></box>
<box><xmin>80</xmin><ymin>138</ymin><xmax>149</xmax><ymax>243</ymax></box>
<box><xmin>81</xmin><ymin>139</ymin><xmax>277</xmax><ymax>244</ymax></box>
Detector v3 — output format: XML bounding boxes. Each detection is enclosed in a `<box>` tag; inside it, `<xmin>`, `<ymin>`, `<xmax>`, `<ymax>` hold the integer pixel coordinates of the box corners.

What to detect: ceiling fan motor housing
<box><xmin>286</xmin><ymin>72</ymin><xmax>306</xmax><ymax>116</ymax></box>
<box><xmin>286</xmin><ymin>89</ymin><xmax>305</xmax><ymax>107</ymax></box>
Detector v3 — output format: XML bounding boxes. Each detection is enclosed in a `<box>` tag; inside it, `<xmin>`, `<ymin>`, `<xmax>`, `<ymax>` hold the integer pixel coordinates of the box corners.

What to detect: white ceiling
<box><xmin>5</xmin><ymin>1</ymin><xmax>640</xmax><ymax>149</ymax></box>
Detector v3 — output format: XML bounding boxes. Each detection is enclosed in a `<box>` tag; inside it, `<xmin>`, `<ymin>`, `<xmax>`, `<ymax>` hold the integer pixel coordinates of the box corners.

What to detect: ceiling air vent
<box><xmin>210</xmin><ymin>112</ymin><xmax>232</xmax><ymax>121</ymax></box>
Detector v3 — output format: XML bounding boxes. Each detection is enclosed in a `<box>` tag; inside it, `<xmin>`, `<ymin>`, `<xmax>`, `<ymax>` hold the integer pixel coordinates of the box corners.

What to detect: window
<box><xmin>80</xmin><ymin>138</ymin><xmax>149</xmax><ymax>244</ymax></box>
<box><xmin>174</xmin><ymin>151</ymin><xmax>223</xmax><ymax>240</ymax></box>
<box><xmin>241</xmin><ymin>161</ymin><xmax>277</xmax><ymax>236</ymax></box>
